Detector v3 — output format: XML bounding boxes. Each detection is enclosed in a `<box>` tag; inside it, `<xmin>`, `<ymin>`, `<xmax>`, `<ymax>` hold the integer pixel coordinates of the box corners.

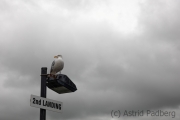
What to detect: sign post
<box><xmin>30</xmin><ymin>66</ymin><xmax>77</xmax><ymax>119</ymax></box>
<box><xmin>40</xmin><ymin>67</ymin><xmax>47</xmax><ymax>120</ymax></box>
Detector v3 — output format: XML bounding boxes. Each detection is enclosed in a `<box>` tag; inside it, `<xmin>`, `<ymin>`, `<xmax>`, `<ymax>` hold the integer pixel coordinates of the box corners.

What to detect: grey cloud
<box><xmin>0</xmin><ymin>0</ymin><xmax>180</xmax><ymax>120</ymax></box>
<box><xmin>138</xmin><ymin>0</ymin><xmax>180</xmax><ymax>42</ymax></box>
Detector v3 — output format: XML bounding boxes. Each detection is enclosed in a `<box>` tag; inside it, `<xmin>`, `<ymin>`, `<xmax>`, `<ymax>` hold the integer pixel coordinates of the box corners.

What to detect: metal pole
<box><xmin>40</xmin><ymin>67</ymin><xmax>47</xmax><ymax>120</ymax></box>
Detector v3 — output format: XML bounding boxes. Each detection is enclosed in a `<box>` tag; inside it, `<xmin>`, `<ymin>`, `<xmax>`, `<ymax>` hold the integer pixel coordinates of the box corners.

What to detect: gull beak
<box><xmin>54</xmin><ymin>56</ymin><xmax>58</xmax><ymax>58</ymax></box>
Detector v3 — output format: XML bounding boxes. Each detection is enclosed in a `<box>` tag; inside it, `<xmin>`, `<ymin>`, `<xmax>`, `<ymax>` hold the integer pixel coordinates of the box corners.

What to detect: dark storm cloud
<box><xmin>0</xmin><ymin>0</ymin><xmax>180</xmax><ymax>120</ymax></box>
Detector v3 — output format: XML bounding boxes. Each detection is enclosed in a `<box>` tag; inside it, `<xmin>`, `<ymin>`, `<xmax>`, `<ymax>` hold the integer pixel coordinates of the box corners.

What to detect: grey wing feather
<box><xmin>50</xmin><ymin>60</ymin><xmax>55</xmax><ymax>73</ymax></box>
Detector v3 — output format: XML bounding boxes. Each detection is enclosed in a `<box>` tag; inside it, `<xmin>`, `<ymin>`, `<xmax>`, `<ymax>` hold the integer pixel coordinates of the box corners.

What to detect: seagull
<box><xmin>50</xmin><ymin>55</ymin><xmax>64</xmax><ymax>77</ymax></box>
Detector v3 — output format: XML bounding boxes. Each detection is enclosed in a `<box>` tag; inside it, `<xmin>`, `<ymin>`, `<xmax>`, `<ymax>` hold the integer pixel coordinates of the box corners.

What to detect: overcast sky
<box><xmin>0</xmin><ymin>0</ymin><xmax>180</xmax><ymax>120</ymax></box>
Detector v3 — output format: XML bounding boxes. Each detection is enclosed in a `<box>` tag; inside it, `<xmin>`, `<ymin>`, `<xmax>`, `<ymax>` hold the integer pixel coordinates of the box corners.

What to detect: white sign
<box><xmin>30</xmin><ymin>95</ymin><xmax>63</xmax><ymax>113</ymax></box>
